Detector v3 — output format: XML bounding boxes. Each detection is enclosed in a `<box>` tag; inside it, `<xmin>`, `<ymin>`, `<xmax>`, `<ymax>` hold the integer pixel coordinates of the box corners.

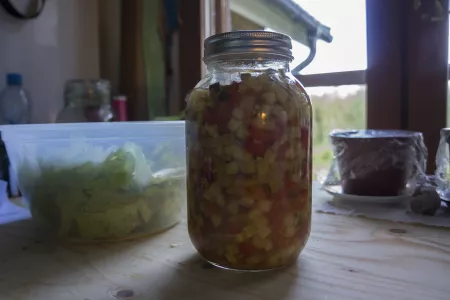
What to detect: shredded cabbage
<box><xmin>20</xmin><ymin>142</ymin><xmax>185</xmax><ymax>241</ymax></box>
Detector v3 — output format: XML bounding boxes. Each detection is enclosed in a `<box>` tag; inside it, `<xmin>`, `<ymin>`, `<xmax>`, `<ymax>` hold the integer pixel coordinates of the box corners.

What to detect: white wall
<box><xmin>98</xmin><ymin>0</ymin><xmax>121</xmax><ymax>95</ymax></box>
<box><xmin>0</xmin><ymin>0</ymin><xmax>99</xmax><ymax>123</ymax></box>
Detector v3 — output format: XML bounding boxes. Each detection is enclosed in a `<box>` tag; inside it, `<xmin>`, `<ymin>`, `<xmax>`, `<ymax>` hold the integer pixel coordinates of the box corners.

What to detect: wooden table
<box><xmin>1</xmin><ymin>185</ymin><xmax>450</xmax><ymax>300</ymax></box>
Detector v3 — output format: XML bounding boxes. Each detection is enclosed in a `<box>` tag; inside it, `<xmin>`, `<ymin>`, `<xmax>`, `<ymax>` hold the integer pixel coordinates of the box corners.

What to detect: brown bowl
<box><xmin>330</xmin><ymin>130</ymin><xmax>423</xmax><ymax>196</ymax></box>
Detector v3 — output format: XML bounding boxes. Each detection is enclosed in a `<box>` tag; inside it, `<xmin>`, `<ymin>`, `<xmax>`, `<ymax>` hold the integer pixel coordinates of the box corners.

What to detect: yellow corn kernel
<box><xmin>230</xmin><ymin>145</ymin><xmax>244</xmax><ymax>159</ymax></box>
<box><xmin>267</xmin><ymin>254</ymin><xmax>281</xmax><ymax>268</ymax></box>
<box><xmin>285</xmin><ymin>147</ymin><xmax>295</xmax><ymax>160</ymax></box>
<box><xmin>257</xmin><ymin>224</ymin><xmax>272</xmax><ymax>239</ymax></box>
<box><xmin>275</xmin><ymin>87</ymin><xmax>288</xmax><ymax>105</ymax></box>
<box><xmin>264</xmin><ymin>240</ymin><xmax>274</xmax><ymax>252</ymax></box>
<box><xmin>262</xmin><ymin>92</ymin><xmax>276</xmax><ymax>105</ymax></box>
<box><xmin>291</xmin><ymin>173</ymin><xmax>301</xmax><ymax>183</ymax></box>
<box><xmin>225</xmin><ymin>162</ymin><xmax>239</xmax><ymax>175</ymax></box>
<box><xmin>248</xmin><ymin>209</ymin><xmax>263</xmax><ymax>221</ymax></box>
<box><xmin>238</xmin><ymin>178</ymin><xmax>259</xmax><ymax>187</ymax></box>
<box><xmin>258</xmin><ymin>74</ymin><xmax>271</xmax><ymax>85</ymax></box>
<box><xmin>239</xmin><ymin>196</ymin><xmax>254</xmax><ymax>207</ymax></box>
<box><xmin>205</xmin><ymin>124</ymin><xmax>219</xmax><ymax>138</ymax></box>
<box><xmin>238</xmin><ymin>83</ymin><xmax>249</xmax><ymax>93</ymax></box>
<box><xmin>235</xmin><ymin>233</ymin><xmax>246</xmax><ymax>243</ymax></box>
<box><xmin>256</xmin><ymin>160</ymin><xmax>270</xmax><ymax>181</ymax></box>
<box><xmin>232</xmin><ymin>107</ymin><xmax>244</xmax><ymax>120</ymax></box>
<box><xmin>272</xmin><ymin>105</ymin><xmax>288</xmax><ymax>124</ymax></box>
<box><xmin>264</xmin><ymin>150</ymin><xmax>276</xmax><ymax>164</ymax></box>
<box><xmin>228</xmin><ymin>118</ymin><xmax>241</xmax><ymax>132</ymax></box>
<box><xmin>283</xmin><ymin>213</ymin><xmax>296</xmax><ymax>228</ymax></box>
<box><xmin>226</xmin><ymin>244</ymin><xmax>238</xmax><ymax>255</ymax></box>
<box><xmin>257</xmin><ymin>200</ymin><xmax>272</xmax><ymax>212</ymax></box>
<box><xmin>227</xmin><ymin>202</ymin><xmax>239</xmax><ymax>215</ymax></box>
<box><xmin>240</xmin><ymin>95</ymin><xmax>256</xmax><ymax>110</ymax></box>
<box><xmin>240</xmin><ymin>160</ymin><xmax>256</xmax><ymax>174</ymax></box>
<box><xmin>284</xmin><ymin>226</ymin><xmax>296</xmax><ymax>238</ymax></box>
<box><xmin>272</xmin><ymin>134</ymin><xmax>288</xmax><ymax>149</ymax></box>
<box><xmin>249</xmin><ymin>209</ymin><xmax>268</xmax><ymax>226</ymax></box>
<box><xmin>211</xmin><ymin>215</ymin><xmax>222</xmax><ymax>228</ymax></box>
<box><xmin>203</xmin><ymin>183</ymin><xmax>221</xmax><ymax>201</ymax></box>
<box><xmin>282</xmin><ymin>245</ymin><xmax>296</xmax><ymax>258</ymax></box>
<box><xmin>243</xmin><ymin>224</ymin><xmax>257</xmax><ymax>237</ymax></box>
<box><xmin>235</xmin><ymin>126</ymin><xmax>249</xmax><ymax>140</ymax></box>
<box><xmin>252</xmin><ymin>235</ymin><xmax>266</xmax><ymax>249</ymax></box>
<box><xmin>226</xmin><ymin>186</ymin><xmax>246</xmax><ymax>196</ymax></box>
<box><xmin>216</xmin><ymin>194</ymin><xmax>225</xmax><ymax>207</ymax></box>
<box><xmin>269</xmin><ymin>178</ymin><xmax>284</xmax><ymax>193</ymax></box>
<box><xmin>225</xmin><ymin>253</ymin><xmax>237</xmax><ymax>264</ymax></box>
<box><xmin>247</xmin><ymin>77</ymin><xmax>263</xmax><ymax>92</ymax></box>
<box><xmin>246</xmin><ymin>256</ymin><xmax>262</xmax><ymax>266</ymax></box>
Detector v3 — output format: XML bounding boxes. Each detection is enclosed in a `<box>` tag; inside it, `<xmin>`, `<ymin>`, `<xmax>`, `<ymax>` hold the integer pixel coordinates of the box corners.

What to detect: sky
<box><xmin>291</xmin><ymin>0</ymin><xmax>367</xmax><ymax>75</ymax></box>
<box><xmin>289</xmin><ymin>0</ymin><xmax>367</xmax><ymax>96</ymax></box>
<box><xmin>264</xmin><ymin>0</ymin><xmax>450</xmax><ymax>97</ymax></box>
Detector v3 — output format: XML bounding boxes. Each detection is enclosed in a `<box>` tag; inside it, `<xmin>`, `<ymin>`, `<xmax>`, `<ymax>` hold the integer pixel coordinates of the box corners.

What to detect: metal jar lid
<box><xmin>203</xmin><ymin>30</ymin><xmax>294</xmax><ymax>62</ymax></box>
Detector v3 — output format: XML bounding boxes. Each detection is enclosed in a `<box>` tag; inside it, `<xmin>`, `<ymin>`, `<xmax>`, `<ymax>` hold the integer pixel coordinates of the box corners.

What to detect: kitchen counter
<box><xmin>0</xmin><ymin>185</ymin><xmax>450</xmax><ymax>300</ymax></box>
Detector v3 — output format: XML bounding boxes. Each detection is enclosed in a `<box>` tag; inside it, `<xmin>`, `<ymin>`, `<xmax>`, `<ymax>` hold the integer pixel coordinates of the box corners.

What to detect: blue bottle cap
<box><xmin>6</xmin><ymin>73</ymin><xmax>22</xmax><ymax>86</ymax></box>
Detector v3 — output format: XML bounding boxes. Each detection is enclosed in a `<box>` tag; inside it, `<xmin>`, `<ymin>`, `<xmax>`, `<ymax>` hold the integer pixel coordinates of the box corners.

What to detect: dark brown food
<box><xmin>330</xmin><ymin>130</ymin><xmax>423</xmax><ymax>196</ymax></box>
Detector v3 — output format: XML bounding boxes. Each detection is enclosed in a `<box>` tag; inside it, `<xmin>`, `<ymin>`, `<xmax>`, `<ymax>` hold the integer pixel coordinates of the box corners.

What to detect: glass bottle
<box><xmin>57</xmin><ymin>79</ymin><xmax>113</xmax><ymax>123</ymax></box>
<box><xmin>0</xmin><ymin>73</ymin><xmax>32</xmax><ymax>197</ymax></box>
<box><xmin>185</xmin><ymin>31</ymin><xmax>312</xmax><ymax>271</ymax></box>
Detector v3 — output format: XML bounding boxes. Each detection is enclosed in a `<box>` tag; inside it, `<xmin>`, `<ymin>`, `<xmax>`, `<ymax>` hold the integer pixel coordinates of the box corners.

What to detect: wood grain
<box><xmin>1</xmin><ymin>187</ymin><xmax>450</xmax><ymax>300</ymax></box>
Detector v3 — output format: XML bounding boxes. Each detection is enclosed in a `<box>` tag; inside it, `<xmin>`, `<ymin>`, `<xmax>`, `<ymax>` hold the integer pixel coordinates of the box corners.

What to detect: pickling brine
<box><xmin>186</xmin><ymin>31</ymin><xmax>312</xmax><ymax>271</ymax></box>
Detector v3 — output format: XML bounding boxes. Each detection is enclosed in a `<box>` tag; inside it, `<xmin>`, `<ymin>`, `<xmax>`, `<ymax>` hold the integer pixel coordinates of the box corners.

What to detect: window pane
<box><xmin>231</xmin><ymin>0</ymin><xmax>367</xmax><ymax>74</ymax></box>
<box><xmin>294</xmin><ymin>0</ymin><xmax>367</xmax><ymax>74</ymax></box>
<box><xmin>307</xmin><ymin>85</ymin><xmax>367</xmax><ymax>179</ymax></box>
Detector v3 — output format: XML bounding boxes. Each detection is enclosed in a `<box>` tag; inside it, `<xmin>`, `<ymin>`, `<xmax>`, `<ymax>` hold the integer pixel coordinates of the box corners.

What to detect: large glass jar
<box><xmin>185</xmin><ymin>31</ymin><xmax>312</xmax><ymax>271</ymax></box>
<box><xmin>57</xmin><ymin>79</ymin><xmax>113</xmax><ymax>123</ymax></box>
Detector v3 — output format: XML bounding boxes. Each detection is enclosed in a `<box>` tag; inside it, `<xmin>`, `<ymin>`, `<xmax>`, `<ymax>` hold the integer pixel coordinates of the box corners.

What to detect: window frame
<box><xmin>298</xmin><ymin>0</ymin><xmax>449</xmax><ymax>172</ymax></box>
<box><xmin>295</xmin><ymin>70</ymin><xmax>365</xmax><ymax>87</ymax></box>
<box><xmin>180</xmin><ymin>0</ymin><xmax>449</xmax><ymax>172</ymax></box>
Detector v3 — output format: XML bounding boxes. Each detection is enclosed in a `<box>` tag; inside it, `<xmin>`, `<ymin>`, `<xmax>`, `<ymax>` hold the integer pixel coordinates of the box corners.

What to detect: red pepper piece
<box><xmin>268</xmin><ymin>199</ymin><xmax>290</xmax><ymax>230</ymax></box>
<box><xmin>289</xmin><ymin>189</ymin><xmax>309</xmax><ymax>211</ymax></box>
<box><xmin>272</xmin><ymin>235</ymin><xmax>296</xmax><ymax>249</ymax></box>
<box><xmin>300</xmin><ymin>126</ymin><xmax>310</xmax><ymax>149</ymax></box>
<box><xmin>244</xmin><ymin>138</ymin><xmax>268</xmax><ymax>157</ymax></box>
<box><xmin>225</xmin><ymin>218</ymin><xmax>246</xmax><ymax>235</ymax></box>
<box><xmin>239</xmin><ymin>242</ymin><xmax>256</xmax><ymax>256</ymax></box>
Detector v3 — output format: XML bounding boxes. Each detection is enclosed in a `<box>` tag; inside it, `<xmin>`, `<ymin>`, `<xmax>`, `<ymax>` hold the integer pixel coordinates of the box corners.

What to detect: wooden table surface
<box><xmin>1</xmin><ymin>186</ymin><xmax>450</xmax><ymax>300</ymax></box>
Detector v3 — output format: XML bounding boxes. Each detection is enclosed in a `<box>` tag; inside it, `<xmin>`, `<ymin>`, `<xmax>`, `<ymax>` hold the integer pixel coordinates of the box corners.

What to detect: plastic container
<box><xmin>329</xmin><ymin>129</ymin><xmax>427</xmax><ymax>196</ymax></box>
<box><xmin>0</xmin><ymin>121</ymin><xmax>186</xmax><ymax>242</ymax></box>
<box><xmin>185</xmin><ymin>31</ymin><xmax>312</xmax><ymax>271</ymax></box>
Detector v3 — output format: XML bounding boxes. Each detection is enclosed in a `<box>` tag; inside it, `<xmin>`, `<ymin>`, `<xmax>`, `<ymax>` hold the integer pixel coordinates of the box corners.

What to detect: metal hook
<box><xmin>292</xmin><ymin>31</ymin><xmax>318</xmax><ymax>75</ymax></box>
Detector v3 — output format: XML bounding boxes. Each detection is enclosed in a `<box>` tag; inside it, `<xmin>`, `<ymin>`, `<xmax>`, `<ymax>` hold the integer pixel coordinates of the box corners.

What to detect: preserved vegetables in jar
<box><xmin>186</xmin><ymin>31</ymin><xmax>312</xmax><ymax>271</ymax></box>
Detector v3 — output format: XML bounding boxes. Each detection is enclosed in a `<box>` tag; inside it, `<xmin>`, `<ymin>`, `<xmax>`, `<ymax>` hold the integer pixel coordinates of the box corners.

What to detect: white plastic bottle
<box><xmin>0</xmin><ymin>73</ymin><xmax>32</xmax><ymax>197</ymax></box>
<box><xmin>0</xmin><ymin>73</ymin><xmax>32</xmax><ymax>124</ymax></box>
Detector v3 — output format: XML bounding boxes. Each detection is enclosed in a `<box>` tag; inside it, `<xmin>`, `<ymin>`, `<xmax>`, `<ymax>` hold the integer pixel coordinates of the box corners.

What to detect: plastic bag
<box><xmin>322</xmin><ymin>129</ymin><xmax>428</xmax><ymax>197</ymax></box>
<box><xmin>435</xmin><ymin>128</ymin><xmax>450</xmax><ymax>201</ymax></box>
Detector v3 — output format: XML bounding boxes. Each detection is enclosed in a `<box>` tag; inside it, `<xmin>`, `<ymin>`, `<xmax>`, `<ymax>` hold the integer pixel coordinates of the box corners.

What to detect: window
<box><xmin>290</xmin><ymin>0</ymin><xmax>367</xmax><ymax>75</ymax></box>
<box><xmin>308</xmin><ymin>85</ymin><xmax>366</xmax><ymax>179</ymax></box>
<box><xmin>193</xmin><ymin>0</ymin><xmax>448</xmax><ymax>174</ymax></box>
<box><xmin>231</xmin><ymin>0</ymin><xmax>367</xmax><ymax>178</ymax></box>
